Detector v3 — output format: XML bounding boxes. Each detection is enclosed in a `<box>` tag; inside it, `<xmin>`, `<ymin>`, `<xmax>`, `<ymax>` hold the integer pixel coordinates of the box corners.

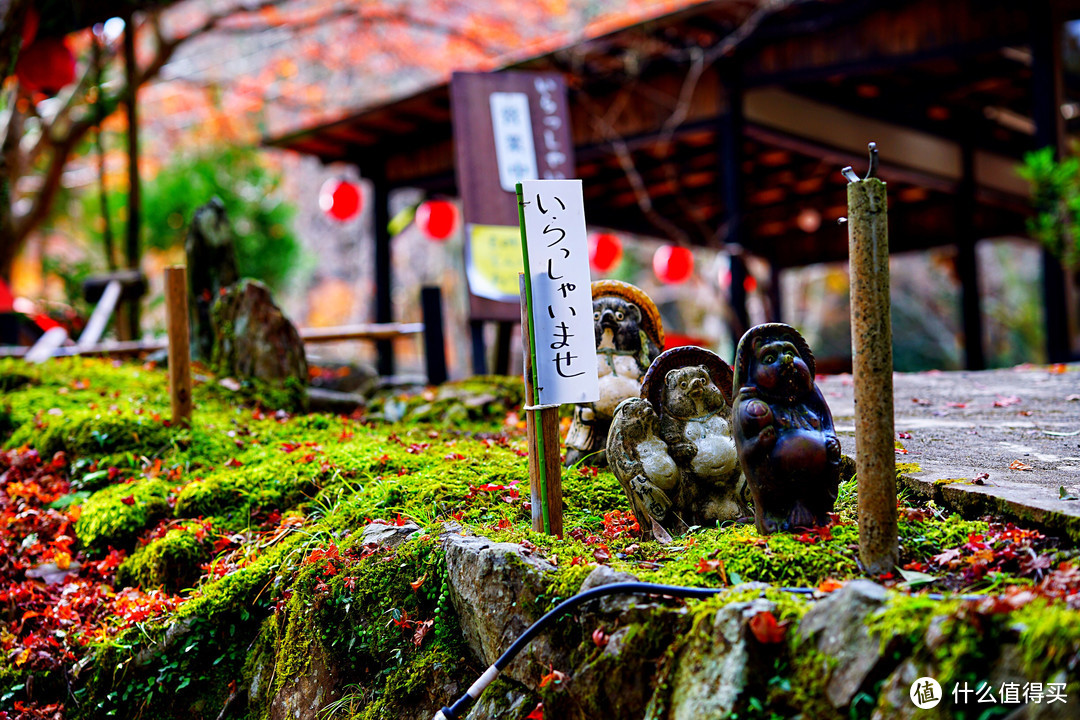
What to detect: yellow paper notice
<box><xmin>466</xmin><ymin>224</ymin><xmax>524</xmax><ymax>301</ymax></box>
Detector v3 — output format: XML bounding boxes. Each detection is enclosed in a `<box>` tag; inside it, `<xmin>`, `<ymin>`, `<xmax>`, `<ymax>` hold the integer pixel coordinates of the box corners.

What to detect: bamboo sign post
<box><xmin>844</xmin><ymin>143</ymin><xmax>899</xmax><ymax>574</ymax></box>
<box><xmin>164</xmin><ymin>265</ymin><xmax>193</xmax><ymax>428</ymax></box>
<box><xmin>516</xmin><ymin>179</ymin><xmax>599</xmax><ymax>537</ymax></box>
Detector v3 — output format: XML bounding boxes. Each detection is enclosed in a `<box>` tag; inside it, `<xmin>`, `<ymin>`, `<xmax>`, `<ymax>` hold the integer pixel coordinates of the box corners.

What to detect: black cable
<box><xmin>434</xmin><ymin>582</ymin><xmax>723</xmax><ymax>720</ymax></box>
<box><xmin>432</xmin><ymin>580</ymin><xmax>992</xmax><ymax>719</ymax></box>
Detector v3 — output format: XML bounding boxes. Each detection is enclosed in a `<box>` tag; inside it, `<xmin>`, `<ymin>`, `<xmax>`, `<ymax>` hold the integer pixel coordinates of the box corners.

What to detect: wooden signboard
<box><xmin>450</xmin><ymin>71</ymin><xmax>576</xmax><ymax>322</ymax></box>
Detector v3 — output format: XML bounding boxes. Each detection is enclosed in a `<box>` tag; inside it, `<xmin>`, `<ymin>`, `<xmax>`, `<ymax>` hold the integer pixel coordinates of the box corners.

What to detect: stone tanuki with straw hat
<box><xmin>733</xmin><ymin>323</ymin><xmax>841</xmax><ymax>534</ymax></box>
<box><xmin>564</xmin><ymin>280</ymin><xmax>664</xmax><ymax>467</ymax></box>
<box><xmin>607</xmin><ymin>347</ymin><xmax>747</xmax><ymax>541</ymax></box>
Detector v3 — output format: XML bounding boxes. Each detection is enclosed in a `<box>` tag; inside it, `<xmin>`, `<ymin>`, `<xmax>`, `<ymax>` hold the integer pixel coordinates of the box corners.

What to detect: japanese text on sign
<box><xmin>534</xmin><ymin>78</ymin><xmax>567</xmax><ymax>179</ymax></box>
<box><xmin>520</xmin><ymin>179</ymin><xmax>598</xmax><ymax>406</ymax></box>
<box><xmin>490</xmin><ymin>92</ymin><xmax>539</xmax><ymax>193</ymax></box>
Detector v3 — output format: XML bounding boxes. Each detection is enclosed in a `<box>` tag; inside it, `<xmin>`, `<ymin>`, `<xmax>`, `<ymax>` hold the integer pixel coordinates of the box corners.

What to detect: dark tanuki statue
<box><xmin>733</xmin><ymin>323</ymin><xmax>841</xmax><ymax>534</ymax></box>
<box><xmin>608</xmin><ymin>347</ymin><xmax>747</xmax><ymax>541</ymax></box>
<box><xmin>564</xmin><ymin>280</ymin><xmax>663</xmax><ymax>467</ymax></box>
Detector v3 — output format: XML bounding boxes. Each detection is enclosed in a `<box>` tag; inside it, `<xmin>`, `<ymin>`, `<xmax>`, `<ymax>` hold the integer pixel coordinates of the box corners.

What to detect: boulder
<box><xmin>268</xmin><ymin>646</ymin><xmax>341</xmax><ymax>720</ymax></box>
<box><xmin>361</xmin><ymin>521</ymin><xmax>422</xmax><ymax>549</ymax></box>
<box><xmin>797</xmin><ymin>579</ymin><xmax>894</xmax><ymax>710</ymax></box>
<box><xmin>443</xmin><ymin>534</ymin><xmax>559</xmax><ymax>684</ymax></box>
<box><xmin>211</xmin><ymin>279</ymin><xmax>307</xmax><ymax>388</ymax></box>
<box><xmin>664</xmin><ymin>597</ymin><xmax>778</xmax><ymax>720</ymax></box>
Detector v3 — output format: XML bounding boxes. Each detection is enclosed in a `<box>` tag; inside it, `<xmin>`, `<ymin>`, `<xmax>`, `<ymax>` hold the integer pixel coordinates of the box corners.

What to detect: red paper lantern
<box><xmin>21</xmin><ymin>8</ymin><xmax>39</xmax><ymax>49</ymax></box>
<box><xmin>588</xmin><ymin>232</ymin><xmax>623</xmax><ymax>273</ymax></box>
<box><xmin>319</xmin><ymin>178</ymin><xmax>362</xmax><ymax>222</ymax></box>
<box><xmin>416</xmin><ymin>200</ymin><xmax>457</xmax><ymax>241</ymax></box>
<box><xmin>15</xmin><ymin>36</ymin><xmax>75</xmax><ymax>95</ymax></box>
<box><xmin>653</xmin><ymin>245</ymin><xmax>694</xmax><ymax>284</ymax></box>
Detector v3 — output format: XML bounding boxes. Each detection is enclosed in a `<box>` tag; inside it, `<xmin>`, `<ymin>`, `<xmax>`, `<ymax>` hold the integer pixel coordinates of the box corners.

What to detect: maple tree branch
<box><xmin>209</xmin><ymin>4</ymin><xmax>501</xmax><ymax>55</ymax></box>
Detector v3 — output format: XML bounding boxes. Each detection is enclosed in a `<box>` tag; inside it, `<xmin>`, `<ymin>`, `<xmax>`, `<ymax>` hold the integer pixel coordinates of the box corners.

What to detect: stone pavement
<box><xmin>816</xmin><ymin>363</ymin><xmax>1080</xmax><ymax>541</ymax></box>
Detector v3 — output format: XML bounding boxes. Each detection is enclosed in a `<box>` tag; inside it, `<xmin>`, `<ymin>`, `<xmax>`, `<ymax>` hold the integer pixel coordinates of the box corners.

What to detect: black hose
<box><xmin>434</xmin><ymin>581</ymin><xmax>724</xmax><ymax>720</ymax></box>
<box><xmin>432</xmin><ymin>580</ymin><xmax>989</xmax><ymax>719</ymax></box>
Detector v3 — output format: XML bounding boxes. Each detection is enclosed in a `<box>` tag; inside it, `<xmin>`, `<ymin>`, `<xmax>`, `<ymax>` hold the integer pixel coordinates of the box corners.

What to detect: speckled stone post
<box><xmin>848</xmin><ymin>174</ymin><xmax>899</xmax><ymax>575</ymax></box>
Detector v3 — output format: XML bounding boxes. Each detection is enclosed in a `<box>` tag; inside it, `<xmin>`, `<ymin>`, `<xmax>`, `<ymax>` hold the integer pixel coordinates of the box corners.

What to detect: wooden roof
<box><xmin>264</xmin><ymin>0</ymin><xmax>1068</xmax><ymax>266</ymax></box>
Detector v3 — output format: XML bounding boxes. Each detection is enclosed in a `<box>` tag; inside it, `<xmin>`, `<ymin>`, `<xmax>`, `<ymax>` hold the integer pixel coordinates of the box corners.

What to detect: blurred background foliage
<box><xmin>81</xmin><ymin>144</ymin><xmax>301</xmax><ymax>292</ymax></box>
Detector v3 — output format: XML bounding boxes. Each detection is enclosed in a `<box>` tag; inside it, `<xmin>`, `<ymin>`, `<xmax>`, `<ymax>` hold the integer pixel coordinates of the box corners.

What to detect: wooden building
<box><xmin>265</xmin><ymin>0</ymin><xmax>1080</xmax><ymax>374</ymax></box>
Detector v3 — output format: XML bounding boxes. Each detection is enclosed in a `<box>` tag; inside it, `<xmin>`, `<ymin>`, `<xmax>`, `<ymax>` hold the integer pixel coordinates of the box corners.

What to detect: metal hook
<box><xmin>863</xmin><ymin>142</ymin><xmax>878</xmax><ymax>180</ymax></box>
<box><xmin>842</xmin><ymin>142</ymin><xmax>880</xmax><ymax>183</ymax></box>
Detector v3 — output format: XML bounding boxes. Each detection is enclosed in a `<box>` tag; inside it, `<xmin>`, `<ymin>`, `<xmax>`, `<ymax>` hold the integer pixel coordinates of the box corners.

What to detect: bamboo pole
<box><xmin>846</xmin><ymin>143</ymin><xmax>898</xmax><ymax>575</ymax></box>
<box><xmin>164</xmin><ymin>266</ymin><xmax>192</xmax><ymax>428</ymax></box>
<box><xmin>519</xmin><ymin>274</ymin><xmax>564</xmax><ymax>538</ymax></box>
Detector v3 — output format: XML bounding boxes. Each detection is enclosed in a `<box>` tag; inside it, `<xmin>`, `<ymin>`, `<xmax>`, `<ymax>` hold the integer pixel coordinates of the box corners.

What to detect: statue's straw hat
<box><xmin>591</xmin><ymin>280</ymin><xmax>664</xmax><ymax>350</ymax></box>
<box><xmin>733</xmin><ymin>323</ymin><xmax>816</xmax><ymax>392</ymax></box>
<box><xmin>640</xmin><ymin>346</ymin><xmax>734</xmax><ymax>411</ymax></box>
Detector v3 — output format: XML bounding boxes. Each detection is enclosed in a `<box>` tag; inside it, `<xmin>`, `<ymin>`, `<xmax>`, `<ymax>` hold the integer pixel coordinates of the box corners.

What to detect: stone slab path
<box><xmin>816</xmin><ymin>363</ymin><xmax>1080</xmax><ymax>541</ymax></box>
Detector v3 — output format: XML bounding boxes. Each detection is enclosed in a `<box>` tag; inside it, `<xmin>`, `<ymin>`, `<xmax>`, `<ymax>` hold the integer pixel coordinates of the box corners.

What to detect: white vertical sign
<box><xmin>490</xmin><ymin>92</ymin><xmax>539</xmax><ymax>192</ymax></box>
<box><xmin>521</xmin><ymin>179</ymin><xmax>599</xmax><ymax>406</ymax></box>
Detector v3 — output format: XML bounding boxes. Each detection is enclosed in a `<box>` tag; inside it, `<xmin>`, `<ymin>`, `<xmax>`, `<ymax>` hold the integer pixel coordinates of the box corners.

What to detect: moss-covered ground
<box><xmin>0</xmin><ymin>357</ymin><xmax>1077</xmax><ymax>719</ymax></box>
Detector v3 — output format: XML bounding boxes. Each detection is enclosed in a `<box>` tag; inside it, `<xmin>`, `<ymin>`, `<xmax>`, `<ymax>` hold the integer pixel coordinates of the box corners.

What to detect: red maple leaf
<box><xmin>748</xmin><ymin>611</ymin><xmax>788</xmax><ymax>644</ymax></box>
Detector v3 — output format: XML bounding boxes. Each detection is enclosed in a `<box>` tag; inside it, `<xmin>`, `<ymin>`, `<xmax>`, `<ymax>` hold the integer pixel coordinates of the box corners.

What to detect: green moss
<box><xmin>75</xmin><ymin>478</ymin><xmax>172</xmax><ymax>552</ymax></box>
<box><xmin>354</xmin><ymin>647</ymin><xmax>466</xmax><ymax>720</ymax></box>
<box><xmin>116</xmin><ymin>526</ymin><xmax>211</xmax><ymax>591</ymax></box>
<box><xmin>1012</xmin><ymin>599</ymin><xmax>1080</xmax><ymax>679</ymax></box>
<box><xmin>7</xmin><ymin>411</ymin><xmax>175</xmax><ymax>459</ymax></box>
<box><xmin>895</xmin><ymin>462</ymin><xmax>922</xmax><ymax>475</ymax></box>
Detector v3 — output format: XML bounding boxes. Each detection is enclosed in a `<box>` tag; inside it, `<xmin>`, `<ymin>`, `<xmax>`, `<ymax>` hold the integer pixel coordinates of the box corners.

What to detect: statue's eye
<box><xmin>764</xmin><ymin>355</ymin><xmax>776</xmax><ymax>364</ymax></box>
<box><xmin>593</xmin><ymin>312</ymin><xmax>601</xmax><ymax>321</ymax></box>
<box><xmin>681</xmin><ymin>381</ymin><xmax>687</xmax><ymax>388</ymax></box>
<box><xmin>615</xmin><ymin>311</ymin><xmax>624</xmax><ymax>321</ymax></box>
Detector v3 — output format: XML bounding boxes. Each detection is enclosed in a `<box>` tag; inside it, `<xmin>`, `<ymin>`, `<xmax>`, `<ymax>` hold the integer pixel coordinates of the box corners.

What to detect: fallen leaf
<box><xmin>1008</xmin><ymin>460</ymin><xmax>1033</xmax><ymax>471</ymax></box>
<box><xmin>539</xmin><ymin>667</ymin><xmax>566</xmax><ymax>688</ymax></box>
<box><xmin>526</xmin><ymin>703</ymin><xmax>544</xmax><ymax>720</ymax></box>
<box><xmin>591</xmin><ymin>627</ymin><xmax>609</xmax><ymax>648</ymax></box>
<box><xmin>120</xmin><ymin>495</ymin><xmax>135</xmax><ymax>506</ymax></box>
<box><xmin>1059</xmin><ymin>486</ymin><xmax>1079</xmax><ymax>501</ymax></box>
<box><xmin>817</xmin><ymin>579</ymin><xmax>843</xmax><ymax>593</ymax></box>
<box><xmin>748</xmin><ymin>611</ymin><xmax>788</xmax><ymax>644</ymax></box>
<box><xmin>412</xmin><ymin>619</ymin><xmax>434</xmax><ymax>647</ymax></box>
<box><xmin>410</xmin><ymin>573</ymin><xmax>427</xmax><ymax>591</ymax></box>
<box><xmin>994</xmin><ymin>395</ymin><xmax>1022</xmax><ymax>408</ymax></box>
<box><xmin>696</xmin><ymin>557</ymin><xmax>722</xmax><ymax>574</ymax></box>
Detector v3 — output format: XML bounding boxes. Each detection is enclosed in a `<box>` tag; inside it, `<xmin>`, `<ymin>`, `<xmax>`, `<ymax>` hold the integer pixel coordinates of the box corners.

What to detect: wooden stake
<box><xmin>520</xmin><ymin>274</ymin><xmax>563</xmax><ymax>538</ymax></box>
<box><xmin>846</xmin><ymin>143</ymin><xmax>898</xmax><ymax>575</ymax></box>
<box><xmin>164</xmin><ymin>266</ymin><xmax>192</xmax><ymax>428</ymax></box>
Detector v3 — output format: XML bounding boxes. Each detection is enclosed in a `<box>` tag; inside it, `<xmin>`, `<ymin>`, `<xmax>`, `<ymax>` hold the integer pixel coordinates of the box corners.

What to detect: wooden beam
<box><xmin>1031</xmin><ymin>1</ymin><xmax>1072</xmax><ymax>362</ymax></box>
<box><xmin>957</xmin><ymin>142</ymin><xmax>986</xmax><ymax>370</ymax></box>
<box><xmin>720</xmin><ymin>63</ymin><xmax>749</xmax><ymax>337</ymax></box>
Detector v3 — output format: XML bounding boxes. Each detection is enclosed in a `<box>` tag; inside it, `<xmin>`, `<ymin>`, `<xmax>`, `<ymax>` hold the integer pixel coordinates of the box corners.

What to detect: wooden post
<box><xmin>846</xmin><ymin>143</ymin><xmax>898</xmax><ymax>575</ymax></box>
<box><xmin>519</xmin><ymin>274</ymin><xmax>563</xmax><ymax>537</ymax></box>
<box><xmin>165</xmin><ymin>266</ymin><xmax>192</xmax><ymax>428</ymax></box>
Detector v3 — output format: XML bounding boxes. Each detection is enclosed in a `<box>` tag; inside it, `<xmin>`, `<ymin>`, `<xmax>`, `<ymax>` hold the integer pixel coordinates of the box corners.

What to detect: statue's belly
<box><xmin>688</xmin><ymin>417</ymin><xmax>739</xmax><ymax>479</ymax></box>
<box><xmin>771</xmin><ymin>429</ymin><xmax>829</xmax><ymax>476</ymax></box>
<box><xmin>596</xmin><ymin>373</ymin><xmax>642</xmax><ymax>418</ymax></box>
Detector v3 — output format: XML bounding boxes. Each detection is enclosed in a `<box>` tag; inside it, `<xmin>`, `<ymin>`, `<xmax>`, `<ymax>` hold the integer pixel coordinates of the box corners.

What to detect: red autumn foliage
<box><xmin>0</xmin><ymin>446</ymin><xmax>184</xmax><ymax>684</ymax></box>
